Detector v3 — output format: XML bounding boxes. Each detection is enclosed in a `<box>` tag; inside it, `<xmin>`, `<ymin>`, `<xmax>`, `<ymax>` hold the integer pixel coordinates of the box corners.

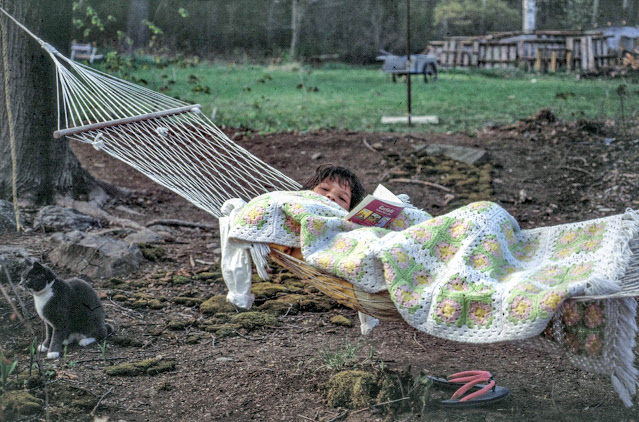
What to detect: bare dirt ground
<box><xmin>2</xmin><ymin>110</ymin><xmax>639</xmax><ymax>421</ymax></box>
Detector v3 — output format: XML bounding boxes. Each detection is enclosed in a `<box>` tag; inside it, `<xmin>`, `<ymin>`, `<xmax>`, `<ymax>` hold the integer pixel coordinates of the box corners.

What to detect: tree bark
<box><xmin>126</xmin><ymin>0</ymin><xmax>150</xmax><ymax>53</ymax></box>
<box><xmin>522</xmin><ymin>0</ymin><xmax>536</xmax><ymax>33</ymax></box>
<box><xmin>0</xmin><ymin>0</ymin><xmax>96</xmax><ymax>205</ymax></box>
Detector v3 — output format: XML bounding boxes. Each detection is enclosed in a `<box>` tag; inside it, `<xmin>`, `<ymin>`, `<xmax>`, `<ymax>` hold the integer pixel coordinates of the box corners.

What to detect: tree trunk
<box><xmin>126</xmin><ymin>0</ymin><xmax>150</xmax><ymax>53</ymax></box>
<box><xmin>290</xmin><ymin>0</ymin><xmax>305</xmax><ymax>60</ymax></box>
<box><xmin>591</xmin><ymin>0</ymin><xmax>600</xmax><ymax>27</ymax></box>
<box><xmin>522</xmin><ymin>0</ymin><xmax>536</xmax><ymax>33</ymax></box>
<box><xmin>0</xmin><ymin>0</ymin><xmax>95</xmax><ymax>205</ymax></box>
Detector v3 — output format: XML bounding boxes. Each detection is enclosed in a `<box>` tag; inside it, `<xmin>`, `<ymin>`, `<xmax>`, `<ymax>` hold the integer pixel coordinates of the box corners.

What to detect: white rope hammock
<box><xmin>2</xmin><ymin>7</ymin><xmax>639</xmax><ymax>303</ymax></box>
<box><xmin>0</xmin><ymin>7</ymin><xmax>300</xmax><ymax>218</ymax></box>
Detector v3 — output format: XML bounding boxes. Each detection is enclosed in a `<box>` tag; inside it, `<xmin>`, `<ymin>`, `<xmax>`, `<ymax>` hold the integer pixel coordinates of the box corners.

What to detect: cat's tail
<box><xmin>105</xmin><ymin>323</ymin><xmax>115</xmax><ymax>336</ymax></box>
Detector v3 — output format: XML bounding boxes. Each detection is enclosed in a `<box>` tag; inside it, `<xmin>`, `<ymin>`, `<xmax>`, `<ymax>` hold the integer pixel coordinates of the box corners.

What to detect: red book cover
<box><xmin>345</xmin><ymin>185</ymin><xmax>405</xmax><ymax>228</ymax></box>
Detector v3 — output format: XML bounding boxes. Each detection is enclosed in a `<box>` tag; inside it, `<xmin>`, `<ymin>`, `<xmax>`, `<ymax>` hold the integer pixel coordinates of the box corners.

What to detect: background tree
<box><xmin>126</xmin><ymin>0</ymin><xmax>150</xmax><ymax>53</ymax></box>
<box><xmin>0</xmin><ymin>0</ymin><xmax>96</xmax><ymax>205</ymax></box>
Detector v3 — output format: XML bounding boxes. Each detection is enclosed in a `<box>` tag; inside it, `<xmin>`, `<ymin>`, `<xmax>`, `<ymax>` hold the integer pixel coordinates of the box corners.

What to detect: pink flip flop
<box><xmin>425</xmin><ymin>370</ymin><xmax>510</xmax><ymax>407</ymax></box>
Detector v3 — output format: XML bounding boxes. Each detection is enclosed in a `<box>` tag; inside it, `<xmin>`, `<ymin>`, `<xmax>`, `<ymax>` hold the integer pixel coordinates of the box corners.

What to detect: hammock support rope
<box><xmin>0</xmin><ymin>6</ymin><xmax>300</xmax><ymax>218</ymax></box>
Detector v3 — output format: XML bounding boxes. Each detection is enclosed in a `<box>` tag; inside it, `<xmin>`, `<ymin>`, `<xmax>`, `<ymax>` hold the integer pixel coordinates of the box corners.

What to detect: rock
<box><xmin>123</xmin><ymin>228</ymin><xmax>165</xmax><ymax>244</ymax></box>
<box><xmin>0</xmin><ymin>200</ymin><xmax>24</xmax><ymax>233</ymax></box>
<box><xmin>414</xmin><ymin>143</ymin><xmax>488</xmax><ymax>165</ymax></box>
<box><xmin>48</xmin><ymin>230</ymin><xmax>143</xmax><ymax>279</ymax></box>
<box><xmin>33</xmin><ymin>205</ymin><xmax>101</xmax><ymax>232</ymax></box>
<box><xmin>0</xmin><ymin>246</ymin><xmax>32</xmax><ymax>284</ymax></box>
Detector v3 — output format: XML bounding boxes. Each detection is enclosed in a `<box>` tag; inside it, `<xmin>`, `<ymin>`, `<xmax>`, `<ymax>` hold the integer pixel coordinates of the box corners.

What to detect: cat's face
<box><xmin>21</xmin><ymin>262</ymin><xmax>56</xmax><ymax>293</ymax></box>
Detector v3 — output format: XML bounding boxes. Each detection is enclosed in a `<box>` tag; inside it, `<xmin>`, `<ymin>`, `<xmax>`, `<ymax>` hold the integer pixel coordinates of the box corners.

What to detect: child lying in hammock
<box><xmin>302</xmin><ymin>164</ymin><xmax>366</xmax><ymax>212</ymax></box>
<box><xmin>275</xmin><ymin>164</ymin><xmax>367</xmax><ymax>259</ymax></box>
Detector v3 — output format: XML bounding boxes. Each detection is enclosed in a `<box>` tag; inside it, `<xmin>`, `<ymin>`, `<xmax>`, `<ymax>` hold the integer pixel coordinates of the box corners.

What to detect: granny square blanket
<box><xmin>227</xmin><ymin>190</ymin><xmax>639</xmax><ymax>405</ymax></box>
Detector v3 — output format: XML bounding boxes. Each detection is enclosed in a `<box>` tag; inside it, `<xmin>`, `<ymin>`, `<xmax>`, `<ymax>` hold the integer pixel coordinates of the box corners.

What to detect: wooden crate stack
<box><xmin>425</xmin><ymin>31</ymin><xmax>619</xmax><ymax>72</ymax></box>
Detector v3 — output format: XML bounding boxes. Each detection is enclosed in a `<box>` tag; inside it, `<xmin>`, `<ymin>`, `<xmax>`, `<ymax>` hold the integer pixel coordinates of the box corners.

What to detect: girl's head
<box><xmin>302</xmin><ymin>165</ymin><xmax>365</xmax><ymax>211</ymax></box>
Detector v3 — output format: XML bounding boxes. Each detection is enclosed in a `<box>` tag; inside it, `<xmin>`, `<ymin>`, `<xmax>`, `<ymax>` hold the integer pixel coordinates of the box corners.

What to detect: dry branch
<box><xmin>387</xmin><ymin>178</ymin><xmax>452</xmax><ymax>192</ymax></box>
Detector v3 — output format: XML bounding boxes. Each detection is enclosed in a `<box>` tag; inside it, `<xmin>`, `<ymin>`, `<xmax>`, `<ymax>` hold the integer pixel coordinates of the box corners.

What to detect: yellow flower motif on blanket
<box><xmin>551</xmin><ymin>222</ymin><xmax>607</xmax><ymax>261</ymax></box>
<box><xmin>558</xmin><ymin>231</ymin><xmax>579</xmax><ymax>245</ymax></box>
<box><xmin>393</xmin><ymin>285</ymin><xmax>421</xmax><ymax>311</ymax></box>
<box><xmin>584</xmin><ymin>303</ymin><xmax>605</xmax><ymax>328</ymax></box>
<box><xmin>332</xmin><ymin>238</ymin><xmax>355</xmax><ymax>253</ymax></box>
<box><xmin>316</xmin><ymin>254</ymin><xmax>335</xmax><ymax>270</ymax></box>
<box><xmin>562</xmin><ymin>301</ymin><xmax>581</xmax><ymax>327</ymax></box>
<box><xmin>436</xmin><ymin>299</ymin><xmax>462</xmax><ymax>323</ymax></box>
<box><xmin>509</xmin><ymin>296</ymin><xmax>534</xmax><ymax>321</ymax></box>
<box><xmin>466</xmin><ymin>201</ymin><xmax>493</xmax><ymax>212</ymax></box>
<box><xmin>243</xmin><ymin>206</ymin><xmax>266</xmax><ymax>226</ymax></box>
<box><xmin>411</xmin><ymin>269</ymin><xmax>434</xmax><ymax>287</ymax></box>
<box><xmin>502</xmin><ymin>222</ymin><xmax>516</xmax><ymax>245</ymax></box>
<box><xmin>585</xmin><ymin>333</ymin><xmax>604</xmax><ymax>356</ymax></box>
<box><xmin>339</xmin><ymin>259</ymin><xmax>361</xmax><ymax>277</ymax></box>
<box><xmin>584</xmin><ymin>222</ymin><xmax>606</xmax><ymax>236</ymax></box>
<box><xmin>308</xmin><ymin>217</ymin><xmax>326</xmax><ymax>236</ymax></box>
<box><xmin>408</xmin><ymin>227</ymin><xmax>433</xmax><ymax>243</ymax></box>
<box><xmin>448</xmin><ymin>220</ymin><xmax>471</xmax><ymax>239</ymax></box>
<box><xmin>559</xmin><ymin>301</ymin><xmax>607</xmax><ymax>358</ymax></box>
<box><xmin>283</xmin><ymin>216</ymin><xmax>301</xmax><ymax>235</ymax></box>
<box><xmin>434</xmin><ymin>242</ymin><xmax>458</xmax><ymax>262</ymax></box>
<box><xmin>540</xmin><ymin>290</ymin><xmax>565</xmax><ymax>313</ymax></box>
<box><xmin>468</xmin><ymin>302</ymin><xmax>492</xmax><ymax>326</ymax></box>
<box><xmin>568</xmin><ymin>263</ymin><xmax>593</xmax><ymax>278</ymax></box>
<box><xmin>287</xmin><ymin>203</ymin><xmax>307</xmax><ymax>216</ymax></box>
<box><xmin>388</xmin><ymin>213</ymin><xmax>410</xmax><ymax>231</ymax></box>
<box><xmin>469</xmin><ymin>253</ymin><xmax>490</xmax><ymax>269</ymax></box>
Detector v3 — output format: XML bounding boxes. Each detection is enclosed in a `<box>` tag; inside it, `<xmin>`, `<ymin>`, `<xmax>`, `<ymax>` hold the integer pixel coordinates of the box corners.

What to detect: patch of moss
<box><xmin>200</xmin><ymin>295</ymin><xmax>235</xmax><ymax>314</ymax></box>
<box><xmin>186</xmin><ymin>335</ymin><xmax>201</xmax><ymax>344</ymax></box>
<box><xmin>323</xmin><ymin>370</ymin><xmax>378</xmax><ymax>409</ymax></box>
<box><xmin>258</xmin><ymin>294</ymin><xmax>302</xmax><ymax>315</ymax></box>
<box><xmin>0</xmin><ymin>390</ymin><xmax>42</xmax><ymax>416</ymax></box>
<box><xmin>230</xmin><ymin>311</ymin><xmax>279</xmax><ymax>330</ymax></box>
<box><xmin>149</xmin><ymin>271</ymin><xmax>167</xmax><ymax>279</ymax></box>
<box><xmin>112</xmin><ymin>294</ymin><xmax>128</xmax><ymax>302</ymax></box>
<box><xmin>173</xmin><ymin>296</ymin><xmax>204</xmax><ymax>307</ymax></box>
<box><xmin>299</xmin><ymin>297</ymin><xmax>336</xmax><ymax>313</ymax></box>
<box><xmin>194</xmin><ymin>271</ymin><xmax>223</xmax><ymax>282</ymax></box>
<box><xmin>110</xmin><ymin>336</ymin><xmax>144</xmax><ymax>347</ymax></box>
<box><xmin>105</xmin><ymin>357</ymin><xmax>176</xmax><ymax>376</ymax></box>
<box><xmin>172</xmin><ymin>275</ymin><xmax>192</xmax><ymax>284</ymax></box>
<box><xmin>330</xmin><ymin>315</ymin><xmax>352</xmax><ymax>327</ymax></box>
<box><xmin>251</xmin><ymin>282</ymin><xmax>289</xmax><ymax>299</ymax></box>
<box><xmin>167</xmin><ymin>318</ymin><xmax>195</xmax><ymax>331</ymax></box>
<box><xmin>375</xmin><ymin>368</ymin><xmax>416</xmax><ymax>414</ymax></box>
<box><xmin>138</xmin><ymin>243</ymin><xmax>166</xmax><ymax>261</ymax></box>
<box><xmin>148</xmin><ymin>299</ymin><xmax>165</xmax><ymax>309</ymax></box>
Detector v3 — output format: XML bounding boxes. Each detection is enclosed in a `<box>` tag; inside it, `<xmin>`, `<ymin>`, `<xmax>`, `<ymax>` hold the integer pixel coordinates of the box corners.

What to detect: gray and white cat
<box><xmin>20</xmin><ymin>261</ymin><xmax>114</xmax><ymax>359</ymax></box>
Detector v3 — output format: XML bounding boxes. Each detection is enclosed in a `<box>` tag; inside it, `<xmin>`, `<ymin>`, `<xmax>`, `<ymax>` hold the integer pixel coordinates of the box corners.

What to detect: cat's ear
<box><xmin>32</xmin><ymin>261</ymin><xmax>44</xmax><ymax>270</ymax></box>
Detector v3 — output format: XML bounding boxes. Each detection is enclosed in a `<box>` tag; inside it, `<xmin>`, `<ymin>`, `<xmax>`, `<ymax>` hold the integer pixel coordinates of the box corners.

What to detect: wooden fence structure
<box><xmin>425</xmin><ymin>31</ymin><xmax>625</xmax><ymax>72</ymax></box>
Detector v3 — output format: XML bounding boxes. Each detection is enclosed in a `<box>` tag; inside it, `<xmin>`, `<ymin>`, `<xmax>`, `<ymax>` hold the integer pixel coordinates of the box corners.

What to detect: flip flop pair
<box><xmin>425</xmin><ymin>370</ymin><xmax>510</xmax><ymax>407</ymax></box>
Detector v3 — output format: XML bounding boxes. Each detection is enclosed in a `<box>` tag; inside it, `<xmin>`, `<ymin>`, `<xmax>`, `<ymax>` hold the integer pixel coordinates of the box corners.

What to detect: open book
<box><xmin>344</xmin><ymin>184</ymin><xmax>405</xmax><ymax>228</ymax></box>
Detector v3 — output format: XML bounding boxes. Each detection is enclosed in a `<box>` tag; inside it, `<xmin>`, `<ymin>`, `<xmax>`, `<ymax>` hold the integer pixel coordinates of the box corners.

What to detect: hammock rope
<box><xmin>0</xmin><ymin>6</ymin><xmax>300</xmax><ymax>218</ymax></box>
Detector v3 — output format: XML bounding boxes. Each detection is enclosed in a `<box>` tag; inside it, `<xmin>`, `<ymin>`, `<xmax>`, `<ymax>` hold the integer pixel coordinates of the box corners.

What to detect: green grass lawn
<box><xmin>119</xmin><ymin>60</ymin><xmax>639</xmax><ymax>134</ymax></box>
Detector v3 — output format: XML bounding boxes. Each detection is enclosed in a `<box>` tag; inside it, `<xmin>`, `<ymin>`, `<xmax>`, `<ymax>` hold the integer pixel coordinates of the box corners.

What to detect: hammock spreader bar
<box><xmin>53</xmin><ymin>105</ymin><xmax>202</xmax><ymax>139</ymax></box>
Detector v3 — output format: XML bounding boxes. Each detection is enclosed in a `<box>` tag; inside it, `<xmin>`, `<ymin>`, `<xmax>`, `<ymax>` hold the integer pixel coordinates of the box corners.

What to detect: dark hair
<box><xmin>302</xmin><ymin>164</ymin><xmax>366</xmax><ymax>210</ymax></box>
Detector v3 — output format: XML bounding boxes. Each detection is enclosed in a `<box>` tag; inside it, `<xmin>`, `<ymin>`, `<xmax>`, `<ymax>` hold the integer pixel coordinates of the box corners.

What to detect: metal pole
<box><xmin>406</xmin><ymin>0</ymin><xmax>412</xmax><ymax>126</ymax></box>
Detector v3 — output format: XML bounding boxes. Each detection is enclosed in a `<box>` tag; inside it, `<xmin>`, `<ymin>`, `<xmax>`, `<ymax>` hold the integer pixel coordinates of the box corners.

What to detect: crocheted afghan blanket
<box><xmin>227</xmin><ymin>190</ymin><xmax>639</xmax><ymax>406</ymax></box>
